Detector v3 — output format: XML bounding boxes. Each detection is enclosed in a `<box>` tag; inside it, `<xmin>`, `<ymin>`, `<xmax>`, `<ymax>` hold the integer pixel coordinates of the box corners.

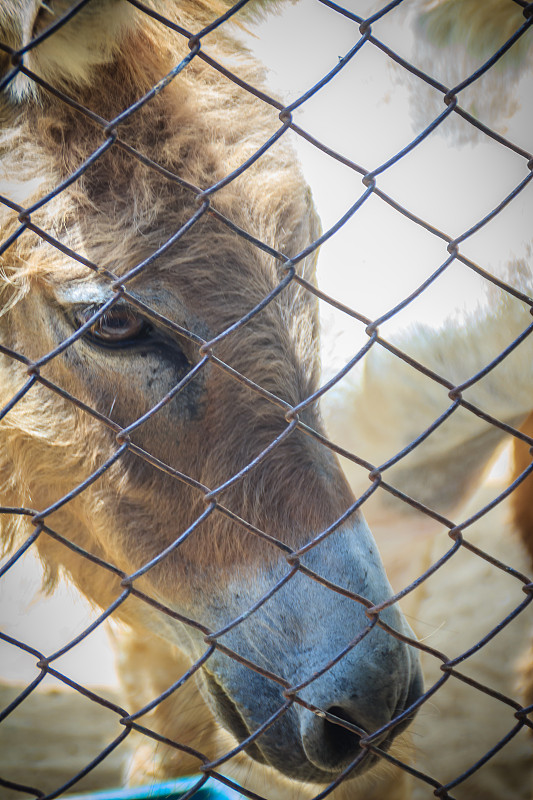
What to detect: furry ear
<box><xmin>0</xmin><ymin>0</ymin><xmax>292</xmax><ymax>102</ymax></box>
<box><xmin>0</xmin><ymin>0</ymin><xmax>142</xmax><ymax>100</ymax></box>
<box><xmin>0</xmin><ymin>0</ymin><xmax>35</xmax><ymax>97</ymax></box>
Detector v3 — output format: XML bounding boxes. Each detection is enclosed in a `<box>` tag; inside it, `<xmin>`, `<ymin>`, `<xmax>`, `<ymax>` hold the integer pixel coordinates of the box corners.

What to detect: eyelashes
<box><xmin>72</xmin><ymin>301</ymin><xmax>193</xmax><ymax>380</ymax></box>
<box><xmin>75</xmin><ymin>303</ymin><xmax>152</xmax><ymax>347</ymax></box>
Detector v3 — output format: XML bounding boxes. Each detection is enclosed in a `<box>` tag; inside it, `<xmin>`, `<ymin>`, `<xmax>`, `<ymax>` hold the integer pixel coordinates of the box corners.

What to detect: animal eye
<box><xmin>77</xmin><ymin>305</ymin><xmax>151</xmax><ymax>346</ymax></box>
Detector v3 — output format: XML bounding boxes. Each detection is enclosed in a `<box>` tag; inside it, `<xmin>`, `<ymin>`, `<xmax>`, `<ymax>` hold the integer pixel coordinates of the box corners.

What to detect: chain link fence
<box><xmin>0</xmin><ymin>1</ymin><xmax>532</xmax><ymax>799</ymax></box>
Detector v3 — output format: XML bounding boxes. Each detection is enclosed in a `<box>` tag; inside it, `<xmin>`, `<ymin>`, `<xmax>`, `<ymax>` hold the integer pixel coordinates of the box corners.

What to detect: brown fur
<box><xmin>511</xmin><ymin>414</ymin><xmax>533</xmax><ymax>721</ymax></box>
<box><xmin>511</xmin><ymin>412</ymin><xmax>533</xmax><ymax>567</ymax></box>
<box><xmin>0</xmin><ymin>1</ymin><xmax>421</xmax><ymax>794</ymax></box>
<box><xmin>0</xmin><ymin>0</ymin><xmax>327</xmax><ymax>580</ymax></box>
<box><xmin>5</xmin><ymin>0</ymin><xmax>528</xmax><ymax>793</ymax></box>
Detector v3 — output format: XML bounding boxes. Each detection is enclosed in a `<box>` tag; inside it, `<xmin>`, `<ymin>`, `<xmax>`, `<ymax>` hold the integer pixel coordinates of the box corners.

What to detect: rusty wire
<box><xmin>0</xmin><ymin>0</ymin><xmax>532</xmax><ymax>799</ymax></box>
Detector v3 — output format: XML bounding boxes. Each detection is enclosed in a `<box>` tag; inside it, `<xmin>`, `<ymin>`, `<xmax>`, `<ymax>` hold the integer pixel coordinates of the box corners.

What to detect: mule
<box><xmin>0</xmin><ymin>0</ymin><xmax>422</xmax><ymax>794</ymax></box>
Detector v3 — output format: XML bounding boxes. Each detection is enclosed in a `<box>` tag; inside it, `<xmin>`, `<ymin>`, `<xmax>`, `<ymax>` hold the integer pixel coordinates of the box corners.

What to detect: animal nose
<box><xmin>299</xmin><ymin>664</ymin><xmax>424</xmax><ymax>772</ymax></box>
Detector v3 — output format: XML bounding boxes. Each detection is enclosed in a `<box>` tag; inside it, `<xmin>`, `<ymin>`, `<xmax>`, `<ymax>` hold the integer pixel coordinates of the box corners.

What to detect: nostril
<box><xmin>323</xmin><ymin>706</ymin><xmax>364</xmax><ymax>761</ymax></box>
<box><xmin>301</xmin><ymin>705</ymin><xmax>365</xmax><ymax>772</ymax></box>
<box><xmin>301</xmin><ymin>667</ymin><xmax>424</xmax><ymax>775</ymax></box>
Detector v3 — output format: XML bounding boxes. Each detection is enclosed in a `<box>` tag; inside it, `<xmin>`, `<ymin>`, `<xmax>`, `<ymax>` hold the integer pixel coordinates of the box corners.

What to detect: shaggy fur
<box><xmin>0</xmin><ymin>1</ymin><xmax>421</xmax><ymax>796</ymax></box>
<box><xmin>1</xmin><ymin>0</ymin><xmax>531</xmax><ymax>796</ymax></box>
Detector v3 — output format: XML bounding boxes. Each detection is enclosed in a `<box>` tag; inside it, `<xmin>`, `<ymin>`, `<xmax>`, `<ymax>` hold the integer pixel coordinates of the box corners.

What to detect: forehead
<box><xmin>42</xmin><ymin>187</ymin><xmax>309</xmax><ymax>330</ymax></box>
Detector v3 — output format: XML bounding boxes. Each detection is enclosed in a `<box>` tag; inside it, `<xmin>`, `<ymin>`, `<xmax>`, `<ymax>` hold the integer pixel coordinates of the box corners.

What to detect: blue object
<box><xmin>65</xmin><ymin>775</ymin><xmax>246</xmax><ymax>800</ymax></box>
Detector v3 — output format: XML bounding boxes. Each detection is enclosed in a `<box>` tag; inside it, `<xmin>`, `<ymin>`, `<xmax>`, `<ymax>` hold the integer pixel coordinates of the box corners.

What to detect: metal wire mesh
<box><xmin>0</xmin><ymin>1</ymin><xmax>532</xmax><ymax>798</ymax></box>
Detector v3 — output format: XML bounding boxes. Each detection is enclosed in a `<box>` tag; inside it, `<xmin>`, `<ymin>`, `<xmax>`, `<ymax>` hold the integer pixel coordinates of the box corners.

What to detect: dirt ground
<box><xmin>0</xmin><ymin>683</ymin><xmax>127</xmax><ymax>799</ymax></box>
<box><xmin>0</xmin><ymin>551</ymin><xmax>128</xmax><ymax>797</ymax></box>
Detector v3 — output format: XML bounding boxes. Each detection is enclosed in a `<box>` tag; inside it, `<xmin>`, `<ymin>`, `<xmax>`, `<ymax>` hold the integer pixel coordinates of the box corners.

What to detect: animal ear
<box><xmin>0</xmin><ymin>0</ymin><xmax>294</xmax><ymax>101</ymax></box>
<box><xmin>0</xmin><ymin>0</ymin><xmax>142</xmax><ymax>101</ymax></box>
<box><xmin>0</xmin><ymin>1</ymin><xmax>35</xmax><ymax>98</ymax></box>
